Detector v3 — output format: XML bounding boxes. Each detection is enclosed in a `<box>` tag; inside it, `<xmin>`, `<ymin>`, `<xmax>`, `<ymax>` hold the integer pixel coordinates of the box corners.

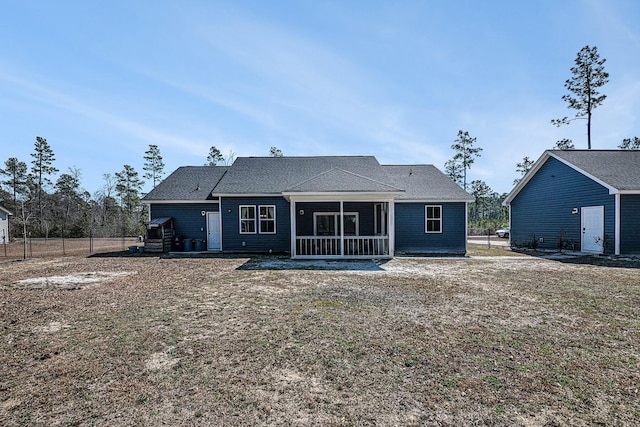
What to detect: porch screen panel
<box><xmin>316</xmin><ymin>214</ymin><xmax>335</xmax><ymax>236</ymax></box>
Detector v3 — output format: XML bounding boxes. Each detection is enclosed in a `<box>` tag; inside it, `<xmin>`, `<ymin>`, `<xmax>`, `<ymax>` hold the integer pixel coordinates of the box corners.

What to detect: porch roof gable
<box><xmin>284</xmin><ymin>167</ymin><xmax>403</xmax><ymax>193</ymax></box>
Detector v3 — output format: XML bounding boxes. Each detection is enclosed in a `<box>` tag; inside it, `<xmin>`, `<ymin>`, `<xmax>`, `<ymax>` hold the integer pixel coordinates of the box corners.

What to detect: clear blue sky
<box><xmin>1</xmin><ymin>0</ymin><xmax>639</xmax><ymax>196</ymax></box>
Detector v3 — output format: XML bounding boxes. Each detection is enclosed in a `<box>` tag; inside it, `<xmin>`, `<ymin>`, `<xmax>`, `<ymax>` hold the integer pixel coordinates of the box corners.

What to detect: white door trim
<box><xmin>581</xmin><ymin>206</ymin><xmax>604</xmax><ymax>254</ymax></box>
<box><xmin>207</xmin><ymin>212</ymin><xmax>222</xmax><ymax>251</ymax></box>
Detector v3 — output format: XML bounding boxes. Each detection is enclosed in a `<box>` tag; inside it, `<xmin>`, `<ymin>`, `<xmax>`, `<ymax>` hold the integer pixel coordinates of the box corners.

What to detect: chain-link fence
<box><xmin>0</xmin><ymin>237</ymin><xmax>140</xmax><ymax>259</ymax></box>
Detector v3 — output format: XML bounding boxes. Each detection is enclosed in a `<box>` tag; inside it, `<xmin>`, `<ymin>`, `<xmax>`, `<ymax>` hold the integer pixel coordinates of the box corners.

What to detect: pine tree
<box><xmin>619</xmin><ymin>137</ymin><xmax>640</xmax><ymax>150</ymax></box>
<box><xmin>206</xmin><ymin>146</ymin><xmax>224</xmax><ymax>166</ymax></box>
<box><xmin>444</xmin><ymin>159</ymin><xmax>463</xmax><ymax>187</ymax></box>
<box><xmin>269</xmin><ymin>146</ymin><xmax>284</xmax><ymax>157</ymax></box>
<box><xmin>513</xmin><ymin>157</ymin><xmax>535</xmax><ymax>185</ymax></box>
<box><xmin>450</xmin><ymin>130</ymin><xmax>482</xmax><ymax>191</ymax></box>
<box><xmin>0</xmin><ymin>157</ymin><xmax>28</xmax><ymax>211</ymax></box>
<box><xmin>551</xmin><ymin>45</ymin><xmax>609</xmax><ymax>149</ymax></box>
<box><xmin>554</xmin><ymin>139</ymin><xmax>575</xmax><ymax>150</ymax></box>
<box><xmin>115</xmin><ymin>165</ymin><xmax>144</xmax><ymax>217</ymax></box>
<box><xmin>30</xmin><ymin>136</ymin><xmax>58</xmax><ymax>224</ymax></box>
<box><xmin>143</xmin><ymin>144</ymin><xmax>165</xmax><ymax>188</ymax></box>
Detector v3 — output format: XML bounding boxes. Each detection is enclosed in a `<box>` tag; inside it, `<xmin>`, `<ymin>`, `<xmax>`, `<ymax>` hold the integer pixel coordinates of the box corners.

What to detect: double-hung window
<box><xmin>259</xmin><ymin>205</ymin><xmax>276</xmax><ymax>234</ymax></box>
<box><xmin>425</xmin><ymin>205</ymin><xmax>442</xmax><ymax>233</ymax></box>
<box><xmin>240</xmin><ymin>205</ymin><xmax>256</xmax><ymax>234</ymax></box>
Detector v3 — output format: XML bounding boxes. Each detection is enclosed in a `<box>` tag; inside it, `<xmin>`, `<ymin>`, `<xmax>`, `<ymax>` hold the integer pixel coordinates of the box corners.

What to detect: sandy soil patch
<box><xmin>14</xmin><ymin>271</ymin><xmax>135</xmax><ymax>289</ymax></box>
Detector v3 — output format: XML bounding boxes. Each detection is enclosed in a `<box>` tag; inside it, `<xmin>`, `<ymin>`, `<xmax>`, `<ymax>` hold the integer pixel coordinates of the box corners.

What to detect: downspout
<box><xmin>615</xmin><ymin>193</ymin><xmax>620</xmax><ymax>256</ymax></box>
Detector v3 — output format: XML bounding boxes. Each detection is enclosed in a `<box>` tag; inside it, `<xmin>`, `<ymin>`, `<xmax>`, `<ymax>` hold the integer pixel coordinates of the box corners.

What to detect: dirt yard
<box><xmin>1</xmin><ymin>247</ymin><xmax>639</xmax><ymax>426</ymax></box>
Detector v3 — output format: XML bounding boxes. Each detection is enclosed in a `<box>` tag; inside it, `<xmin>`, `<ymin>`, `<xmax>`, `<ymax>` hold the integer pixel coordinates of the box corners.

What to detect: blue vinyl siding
<box><xmin>294</xmin><ymin>202</ymin><xmax>375</xmax><ymax>236</ymax></box>
<box><xmin>150</xmin><ymin>203</ymin><xmax>219</xmax><ymax>241</ymax></box>
<box><xmin>221</xmin><ymin>197</ymin><xmax>290</xmax><ymax>253</ymax></box>
<box><xmin>510</xmin><ymin>157</ymin><xmax>615</xmax><ymax>253</ymax></box>
<box><xmin>394</xmin><ymin>202</ymin><xmax>467</xmax><ymax>254</ymax></box>
<box><xmin>621</xmin><ymin>195</ymin><xmax>640</xmax><ymax>254</ymax></box>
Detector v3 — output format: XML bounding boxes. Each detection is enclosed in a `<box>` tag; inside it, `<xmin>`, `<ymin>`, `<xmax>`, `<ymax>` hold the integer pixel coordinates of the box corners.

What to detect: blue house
<box><xmin>0</xmin><ymin>204</ymin><xmax>12</xmax><ymax>244</ymax></box>
<box><xmin>504</xmin><ymin>150</ymin><xmax>640</xmax><ymax>255</ymax></box>
<box><xmin>142</xmin><ymin>156</ymin><xmax>472</xmax><ymax>258</ymax></box>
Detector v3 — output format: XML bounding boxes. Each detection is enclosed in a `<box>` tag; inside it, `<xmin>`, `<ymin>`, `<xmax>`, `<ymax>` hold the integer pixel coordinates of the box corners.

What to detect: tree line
<box><xmin>0</xmin><ymin>142</ymin><xmax>285</xmax><ymax>241</ymax></box>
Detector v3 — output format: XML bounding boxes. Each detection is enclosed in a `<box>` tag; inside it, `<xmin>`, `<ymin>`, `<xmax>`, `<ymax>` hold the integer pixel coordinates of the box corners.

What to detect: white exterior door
<box><xmin>581</xmin><ymin>206</ymin><xmax>604</xmax><ymax>253</ymax></box>
<box><xmin>207</xmin><ymin>212</ymin><xmax>222</xmax><ymax>251</ymax></box>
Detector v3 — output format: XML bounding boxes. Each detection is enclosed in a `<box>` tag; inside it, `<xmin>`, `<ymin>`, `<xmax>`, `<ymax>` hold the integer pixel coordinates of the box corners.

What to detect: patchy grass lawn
<box><xmin>1</xmin><ymin>252</ymin><xmax>639</xmax><ymax>425</ymax></box>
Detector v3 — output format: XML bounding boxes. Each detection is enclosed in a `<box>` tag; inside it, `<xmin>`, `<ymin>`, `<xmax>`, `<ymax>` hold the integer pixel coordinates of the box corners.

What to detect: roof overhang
<box><xmin>141</xmin><ymin>199</ymin><xmax>221</xmax><ymax>205</ymax></box>
<box><xmin>212</xmin><ymin>193</ymin><xmax>282</xmax><ymax>198</ymax></box>
<box><xmin>0</xmin><ymin>205</ymin><xmax>13</xmax><ymax>216</ymax></box>
<box><xmin>283</xmin><ymin>191</ymin><xmax>403</xmax><ymax>202</ymax></box>
<box><xmin>396</xmin><ymin>198</ymin><xmax>473</xmax><ymax>203</ymax></box>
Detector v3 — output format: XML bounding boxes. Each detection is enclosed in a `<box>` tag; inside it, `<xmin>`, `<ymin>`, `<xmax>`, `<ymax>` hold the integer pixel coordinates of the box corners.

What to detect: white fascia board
<box><xmin>142</xmin><ymin>199</ymin><xmax>221</xmax><ymax>204</ymax></box>
<box><xmin>503</xmin><ymin>151</ymin><xmax>551</xmax><ymax>205</ymax></box>
<box><xmin>213</xmin><ymin>193</ymin><xmax>282</xmax><ymax>198</ymax></box>
<box><xmin>0</xmin><ymin>205</ymin><xmax>13</xmax><ymax>215</ymax></box>
<box><xmin>617</xmin><ymin>190</ymin><xmax>640</xmax><ymax>194</ymax></box>
<box><xmin>395</xmin><ymin>199</ymin><xmax>473</xmax><ymax>203</ymax></box>
<box><xmin>283</xmin><ymin>192</ymin><xmax>401</xmax><ymax>202</ymax></box>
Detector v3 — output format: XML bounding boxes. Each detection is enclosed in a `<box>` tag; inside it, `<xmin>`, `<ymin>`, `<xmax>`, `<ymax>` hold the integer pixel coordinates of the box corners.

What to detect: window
<box><xmin>425</xmin><ymin>205</ymin><xmax>442</xmax><ymax>233</ymax></box>
<box><xmin>315</xmin><ymin>214</ymin><xmax>336</xmax><ymax>236</ymax></box>
<box><xmin>314</xmin><ymin>212</ymin><xmax>359</xmax><ymax>236</ymax></box>
<box><xmin>259</xmin><ymin>205</ymin><xmax>276</xmax><ymax>234</ymax></box>
<box><xmin>240</xmin><ymin>205</ymin><xmax>256</xmax><ymax>234</ymax></box>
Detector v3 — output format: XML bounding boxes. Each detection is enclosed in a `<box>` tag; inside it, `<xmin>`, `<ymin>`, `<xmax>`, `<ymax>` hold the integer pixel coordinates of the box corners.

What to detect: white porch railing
<box><xmin>295</xmin><ymin>236</ymin><xmax>389</xmax><ymax>258</ymax></box>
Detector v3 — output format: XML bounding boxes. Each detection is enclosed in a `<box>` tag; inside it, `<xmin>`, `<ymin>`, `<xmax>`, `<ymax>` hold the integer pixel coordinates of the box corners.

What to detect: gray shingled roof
<box><xmin>383</xmin><ymin>165</ymin><xmax>473</xmax><ymax>201</ymax></box>
<box><xmin>144</xmin><ymin>156</ymin><xmax>471</xmax><ymax>201</ymax></box>
<box><xmin>142</xmin><ymin>166</ymin><xmax>228</xmax><ymax>201</ymax></box>
<box><xmin>285</xmin><ymin>168</ymin><xmax>402</xmax><ymax>193</ymax></box>
<box><xmin>212</xmin><ymin>156</ymin><xmax>396</xmax><ymax>194</ymax></box>
<box><xmin>550</xmin><ymin>150</ymin><xmax>640</xmax><ymax>191</ymax></box>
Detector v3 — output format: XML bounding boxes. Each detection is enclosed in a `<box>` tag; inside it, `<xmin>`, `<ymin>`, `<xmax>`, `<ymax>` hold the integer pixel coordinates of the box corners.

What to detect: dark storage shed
<box><xmin>144</xmin><ymin>217</ymin><xmax>174</xmax><ymax>253</ymax></box>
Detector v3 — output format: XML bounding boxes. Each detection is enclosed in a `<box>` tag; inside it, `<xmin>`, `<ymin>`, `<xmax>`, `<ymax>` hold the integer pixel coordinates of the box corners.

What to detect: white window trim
<box><xmin>313</xmin><ymin>212</ymin><xmax>359</xmax><ymax>236</ymax></box>
<box><xmin>239</xmin><ymin>205</ymin><xmax>256</xmax><ymax>234</ymax></box>
<box><xmin>425</xmin><ymin>205</ymin><xmax>442</xmax><ymax>234</ymax></box>
<box><xmin>258</xmin><ymin>205</ymin><xmax>276</xmax><ymax>234</ymax></box>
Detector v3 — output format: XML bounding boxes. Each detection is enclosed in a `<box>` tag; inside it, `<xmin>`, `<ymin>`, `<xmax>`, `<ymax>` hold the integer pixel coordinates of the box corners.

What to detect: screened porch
<box><xmin>289</xmin><ymin>199</ymin><xmax>394</xmax><ymax>259</ymax></box>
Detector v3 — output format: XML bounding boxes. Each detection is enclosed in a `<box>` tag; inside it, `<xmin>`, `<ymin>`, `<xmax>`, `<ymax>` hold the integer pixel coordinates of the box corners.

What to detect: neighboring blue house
<box><xmin>0</xmin><ymin>204</ymin><xmax>12</xmax><ymax>244</ymax></box>
<box><xmin>142</xmin><ymin>156</ymin><xmax>472</xmax><ymax>258</ymax></box>
<box><xmin>504</xmin><ymin>150</ymin><xmax>640</xmax><ymax>255</ymax></box>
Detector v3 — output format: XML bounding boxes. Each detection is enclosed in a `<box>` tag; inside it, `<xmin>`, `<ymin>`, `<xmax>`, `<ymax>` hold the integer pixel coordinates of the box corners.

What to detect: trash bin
<box><xmin>194</xmin><ymin>239</ymin><xmax>205</xmax><ymax>251</ymax></box>
<box><xmin>128</xmin><ymin>246</ymin><xmax>137</xmax><ymax>254</ymax></box>
<box><xmin>183</xmin><ymin>238</ymin><xmax>193</xmax><ymax>252</ymax></box>
<box><xmin>173</xmin><ymin>237</ymin><xmax>181</xmax><ymax>251</ymax></box>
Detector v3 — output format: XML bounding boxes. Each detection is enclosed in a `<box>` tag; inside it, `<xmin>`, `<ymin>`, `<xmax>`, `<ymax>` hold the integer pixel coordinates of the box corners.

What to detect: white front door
<box><xmin>207</xmin><ymin>212</ymin><xmax>222</xmax><ymax>251</ymax></box>
<box><xmin>581</xmin><ymin>206</ymin><xmax>604</xmax><ymax>253</ymax></box>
